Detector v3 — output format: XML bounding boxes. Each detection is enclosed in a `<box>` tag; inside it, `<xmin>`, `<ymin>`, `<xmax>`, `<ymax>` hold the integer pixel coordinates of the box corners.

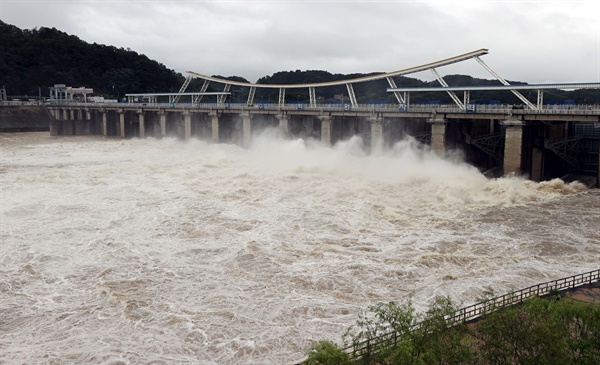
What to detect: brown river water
<box><xmin>1</xmin><ymin>131</ymin><xmax>598</xmax><ymax>364</ymax></box>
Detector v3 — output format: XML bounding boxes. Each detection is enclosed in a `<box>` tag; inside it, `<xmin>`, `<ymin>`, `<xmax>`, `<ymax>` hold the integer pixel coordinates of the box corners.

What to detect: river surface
<box><xmin>1</xmin><ymin>131</ymin><xmax>598</xmax><ymax>364</ymax></box>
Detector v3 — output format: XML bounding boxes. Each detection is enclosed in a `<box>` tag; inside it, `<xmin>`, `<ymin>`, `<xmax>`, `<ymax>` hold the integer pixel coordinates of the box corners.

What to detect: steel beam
<box><xmin>173</xmin><ymin>75</ymin><xmax>193</xmax><ymax>103</ymax></box>
<box><xmin>309</xmin><ymin>87</ymin><xmax>316</xmax><ymax>107</ymax></box>
<box><xmin>430</xmin><ymin>68</ymin><xmax>465</xmax><ymax>109</ymax></box>
<box><xmin>217</xmin><ymin>84</ymin><xmax>231</xmax><ymax>106</ymax></box>
<box><xmin>278</xmin><ymin>88</ymin><xmax>286</xmax><ymax>107</ymax></box>
<box><xmin>466</xmin><ymin>132</ymin><xmax>504</xmax><ymax>162</ymax></box>
<box><xmin>474</xmin><ymin>56</ymin><xmax>537</xmax><ymax>110</ymax></box>
<box><xmin>346</xmin><ymin>84</ymin><xmax>358</xmax><ymax>108</ymax></box>
<box><xmin>545</xmin><ymin>136</ymin><xmax>582</xmax><ymax>169</ymax></box>
<box><xmin>247</xmin><ymin>86</ymin><xmax>256</xmax><ymax>106</ymax></box>
<box><xmin>193</xmin><ymin>80</ymin><xmax>211</xmax><ymax>104</ymax></box>
<box><xmin>387</xmin><ymin>77</ymin><xmax>405</xmax><ymax>104</ymax></box>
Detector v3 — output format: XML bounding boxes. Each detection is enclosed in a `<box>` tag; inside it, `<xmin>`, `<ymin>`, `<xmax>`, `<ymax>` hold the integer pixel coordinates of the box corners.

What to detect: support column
<box><xmin>277</xmin><ymin>113</ymin><xmax>289</xmax><ymax>135</ymax></box>
<box><xmin>502</xmin><ymin>119</ymin><xmax>525</xmax><ymax>176</ymax></box>
<box><xmin>159</xmin><ymin>111</ymin><xmax>167</xmax><ymax>138</ymax></box>
<box><xmin>210</xmin><ymin>111</ymin><xmax>220</xmax><ymax>142</ymax></box>
<box><xmin>369</xmin><ymin>114</ymin><xmax>384</xmax><ymax>154</ymax></box>
<box><xmin>49</xmin><ymin>120</ymin><xmax>59</xmax><ymax>136</ymax></box>
<box><xmin>101</xmin><ymin>111</ymin><xmax>108</xmax><ymax>136</ymax></box>
<box><xmin>82</xmin><ymin>109</ymin><xmax>91</xmax><ymax>135</ymax></box>
<box><xmin>428</xmin><ymin>117</ymin><xmax>447</xmax><ymax>157</ymax></box>
<box><xmin>319</xmin><ymin>115</ymin><xmax>332</xmax><ymax>146</ymax></box>
<box><xmin>119</xmin><ymin>110</ymin><xmax>126</xmax><ymax>138</ymax></box>
<box><xmin>183</xmin><ymin>110</ymin><xmax>192</xmax><ymax>141</ymax></box>
<box><xmin>241</xmin><ymin>111</ymin><xmax>252</xmax><ymax>148</ymax></box>
<box><xmin>597</xmin><ymin>137</ymin><xmax>600</xmax><ymax>188</ymax></box>
<box><xmin>138</xmin><ymin>110</ymin><xmax>145</xmax><ymax>138</ymax></box>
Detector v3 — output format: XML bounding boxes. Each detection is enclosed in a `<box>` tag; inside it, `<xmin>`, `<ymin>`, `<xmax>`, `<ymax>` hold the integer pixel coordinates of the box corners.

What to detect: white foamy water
<box><xmin>1</xmin><ymin>131</ymin><xmax>598</xmax><ymax>364</ymax></box>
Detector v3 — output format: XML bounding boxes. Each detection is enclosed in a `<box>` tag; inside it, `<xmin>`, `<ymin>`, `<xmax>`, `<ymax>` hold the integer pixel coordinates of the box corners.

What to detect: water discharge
<box><xmin>1</xmin><ymin>131</ymin><xmax>598</xmax><ymax>364</ymax></box>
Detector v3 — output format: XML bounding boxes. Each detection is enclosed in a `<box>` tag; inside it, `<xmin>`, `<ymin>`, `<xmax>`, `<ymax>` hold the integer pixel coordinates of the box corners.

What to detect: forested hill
<box><xmin>1</xmin><ymin>21</ymin><xmax>596</xmax><ymax>104</ymax></box>
<box><xmin>0</xmin><ymin>21</ymin><xmax>184</xmax><ymax>97</ymax></box>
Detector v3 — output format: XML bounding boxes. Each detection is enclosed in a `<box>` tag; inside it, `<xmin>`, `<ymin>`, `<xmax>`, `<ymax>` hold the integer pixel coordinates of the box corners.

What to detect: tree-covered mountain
<box><xmin>1</xmin><ymin>21</ymin><xmax>597</xmax><ymax>104</ymax></box>
<box><xmin>0</xmin><ymin>21</ymin><xmax>184</xmax><ymax>97</ymax></box>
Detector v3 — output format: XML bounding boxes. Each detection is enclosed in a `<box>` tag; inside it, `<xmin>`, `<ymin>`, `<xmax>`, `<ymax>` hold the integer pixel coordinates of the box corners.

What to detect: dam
<box><xmin>45</xmin><ymin>101</ymin><xmax>600</xmax><ymax>187</ymax></box>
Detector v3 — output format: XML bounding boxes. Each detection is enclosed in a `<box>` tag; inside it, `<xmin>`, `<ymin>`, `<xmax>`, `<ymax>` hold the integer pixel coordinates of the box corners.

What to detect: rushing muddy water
<box><xmin>1</xmin><ymin>131</ymin><xmax>598</xmax><ymax>364</ymax></box>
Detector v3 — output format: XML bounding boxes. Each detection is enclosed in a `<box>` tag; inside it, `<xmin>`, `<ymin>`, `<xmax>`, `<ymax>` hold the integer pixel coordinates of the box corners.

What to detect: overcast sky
<box><xmin>1</xmin><ymin>1</ymin><xmax>599</xmax><ymax>84</ymax></box>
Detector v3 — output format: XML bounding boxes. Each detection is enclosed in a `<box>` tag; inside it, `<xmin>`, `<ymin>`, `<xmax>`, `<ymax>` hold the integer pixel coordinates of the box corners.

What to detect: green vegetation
<box><xmin>305</xmin><ymin>294</ymin><xmax>600</xmax><ymax>364</ymax></box>
<box><xmin>0</xmin><ymin>21</ymin><xmax>184</xmax><ymax>97</ymax></box>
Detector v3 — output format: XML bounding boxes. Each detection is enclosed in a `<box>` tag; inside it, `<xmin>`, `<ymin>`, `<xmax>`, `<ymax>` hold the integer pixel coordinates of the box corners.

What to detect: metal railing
<box><xmin>18</xmin><ymin>100</ymin><xmax>600</xmax><ymax>115</ymax></box>
<box><xmin>347</xmin><ymin>269</ymin><xmax>600</xmax><ymax>359</ymax></box>
<box><xmin>294</xmin><ymin>269</ymin><xmax>600</xmax><ymax>364</ymax></box>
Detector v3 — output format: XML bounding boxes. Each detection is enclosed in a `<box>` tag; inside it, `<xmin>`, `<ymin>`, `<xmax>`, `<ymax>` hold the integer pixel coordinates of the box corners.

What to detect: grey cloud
<box><xmin>1</xmin><ymin>1</ymin><xmax>598</xmax><ymax>84</ymax></box>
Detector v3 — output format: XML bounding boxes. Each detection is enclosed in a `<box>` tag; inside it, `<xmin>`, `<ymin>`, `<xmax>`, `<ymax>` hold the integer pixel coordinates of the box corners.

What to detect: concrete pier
<box><xmin>101</xmin><ymin>111</ymin><xmax>108</xmax><ymax>136</ymax></box>
<box><xmin>319</xmin><ymin>115</ymin><xmax>332</xmax><ymax>145</ymax></box>
<box><xmin>210</xmin><ymin>111</ymin><xmax>220</xmax><ymax>142</ymax></box>
<box><xmin>158</xmin><ymin>111</ymin><xmax>166</xmax><ymax>138</ymax></box>
<box><xmin>241</xmin><ymin>111</ymin><xmax>252</xmax><ymax>147</ymax></box>
<box><xmin>278</xmin><ymin>113</ymin><xmax>289</xmax><ymax>135</ymax></box>
<box><xmin>369</xmin><ymin>115</ymin><xmax>384</xmax><ymax>153</ymax></box>
<box><xmin>118</xmin><ymin>110</ymin><xmax>126</xmax><ymax>138</ymax></box>
<box><xmin>183</xmin><ymin>110</ymin><xmax>192</xmax><ymax>141</ymax></box>
<box><xmin>502</xmin><ymin>119</ymin><xmax>525</xmax><ymax>175</ymax></box>
<box><xmin>429</xmin><ymin>117</ymin><xmax>447</xmax><ymax>157</ymax></box>
<box><xmin>138</xmin><ymin>111</ymin><xmax>145</xmax><ymax>138</ymax></box>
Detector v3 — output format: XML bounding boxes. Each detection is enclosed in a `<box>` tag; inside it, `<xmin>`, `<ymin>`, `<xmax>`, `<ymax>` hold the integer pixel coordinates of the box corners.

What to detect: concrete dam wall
<box><xmin>0</xmin><ymin>105</ymin><xmax>51</xmax><ymax>132</ymax></box>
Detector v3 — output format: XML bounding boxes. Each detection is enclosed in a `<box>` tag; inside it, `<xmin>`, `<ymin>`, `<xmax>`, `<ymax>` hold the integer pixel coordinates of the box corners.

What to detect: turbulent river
<box><xmin>1</xmin><ymin>131</ymin><xmax>599</xmax><ymax>364</ymax></box>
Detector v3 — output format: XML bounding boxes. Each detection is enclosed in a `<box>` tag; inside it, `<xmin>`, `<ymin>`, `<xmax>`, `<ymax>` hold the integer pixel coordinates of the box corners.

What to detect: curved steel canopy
<box><xmin>186</xmin><ymin>49</ymin><xmax>489</xmax><ymax>89</ymax></box>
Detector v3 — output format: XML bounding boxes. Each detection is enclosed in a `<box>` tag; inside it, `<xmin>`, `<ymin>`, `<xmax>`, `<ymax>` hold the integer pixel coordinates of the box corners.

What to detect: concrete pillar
<box><xmin>429</xmin><ymin>117</ymin><xmax>447</xmax><ymax>157</ymax></box>
<box><xmin>530</xmin><ymin>147</ymin><xmax>544</xmax><ymax>182</ymax></box>
<box><xmin>502</xmin><ymin>119</ymin><xmax>525</xmax><ymax>175</ymax></box>
<box><xmin>74</xmin><ymin>118</ymin><xmax>85</xmax><ymax>135</ymax></box>
<box><xmin>597</xmin><ymin>141</ymin><xmax>600</xmax><ymax>188</ymax></box>
<box><xmin>183</xmin><ymin>110</ymin><xmax>192</xmax><ymax>141</ymax></box>
<box><xmin>210</xmin><ymin>111</ymin><xmax>220</xmax><ymax>142</ymax></box>
<box><xmin>277</xmin><ymin>113</ymin><xmax>289</xmax><ymax>135</ymax></box>
<box><xmin>138</xmin><ymin>111</ymin><xmax>145</xmax><ymax>138</ymax></box>
<box><xmin>63</xmin><ymin>119</ymin><xmax>74</xmax><ymax>135</ymax></box>
<box><xmin>119</xmin><ymin>110</ymin><xmax>126</xmax><ymax>138</ymax></box>
<box><xmin>369</xmin><ymin>115</ymin><xmax>384</xmax><ymax>154</ymax></box>
<box><xmin>241</xmin><ymin>111</ymin><xmax>252</xmax><ymax>148</ymax></box>
<box><xmin>159</xmin><ymin>111</ymin><xmax>167</xmax><ymax>138</ymax></box>
<box><xmin>319</xmin><ymin>115</ymin><xmax>332</xmax><ymax>146</ymax></box>
<box><xmin>101</xmin><ymin>111</ymin><xmax>108</xmax><ymax>136</ymax></box>
<box><xmin>49</xmin><ymin>120</ymin><xmax>59</xmax><ymax>136</ymax></box>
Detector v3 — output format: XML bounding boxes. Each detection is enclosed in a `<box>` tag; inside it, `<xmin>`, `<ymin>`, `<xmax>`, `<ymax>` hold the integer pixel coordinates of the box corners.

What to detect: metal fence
<box><xmin>294</xmin><ymin>269</ymin><xmax>600</xmax><ymax>364</ymax></box>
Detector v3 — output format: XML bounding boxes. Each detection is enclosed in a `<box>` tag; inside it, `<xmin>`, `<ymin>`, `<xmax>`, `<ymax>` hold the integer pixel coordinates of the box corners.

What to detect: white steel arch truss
<box><xmin>170</xmin><ymin>49</ymin><xmax>559</xmax><ymax>110</ymax></box>
<box><xmin>474</xmin><ymin>56</ymin><xmax>537</xmax><ymax>110</ymax></box>
<box><xmin>346</xmin><ymin>84</ymin><xmax>358</xmax><ymax>108</ymax></box>
<box><xmin>192</xmin><ymin>80</ymin><xmax>210</xmax><ymax>104</ymax></box>
<box><xmin>430</xmin><ymin>68</ymin><xmax>465</xmax><ymax>109</ymax></box>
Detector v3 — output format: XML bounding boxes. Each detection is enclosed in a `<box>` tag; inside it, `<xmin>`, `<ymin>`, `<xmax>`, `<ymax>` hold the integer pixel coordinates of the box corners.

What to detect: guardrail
<box><xmin>293</xmin><ymin>269</ymin><xmax>600</xmax><ymax>364</ymax></box>
<box><xmin>14</xmin><ymin>100</ymin><xmax>600</xmax><ymax>115</ymax></box>
<box><xmin>347</xmin><ymin>269</ymin><xmax>600</xmax><ymax>359</ymax></box>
